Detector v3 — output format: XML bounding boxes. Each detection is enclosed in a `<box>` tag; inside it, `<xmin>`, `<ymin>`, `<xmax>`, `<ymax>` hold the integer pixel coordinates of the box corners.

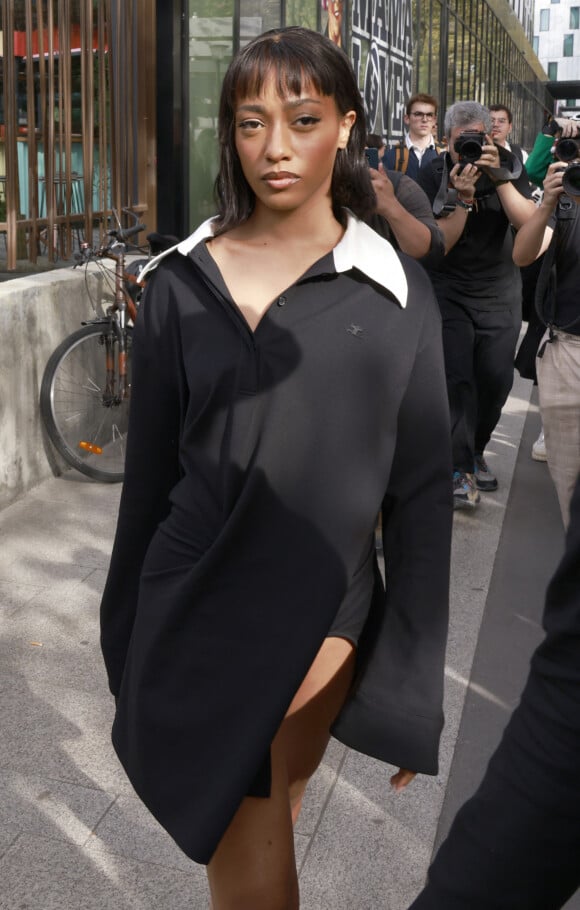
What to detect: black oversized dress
<box><xmin>100</xmin><ymin>212</ymin><xmax>453</xmax><ymax>865</ymax></box>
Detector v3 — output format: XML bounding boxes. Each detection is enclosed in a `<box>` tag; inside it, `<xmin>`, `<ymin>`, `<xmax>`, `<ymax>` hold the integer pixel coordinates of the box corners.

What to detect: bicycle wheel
<box><xmin>40</xmin><ymin>323</ymin><xmax>132</xmax><ymax>483</ymax></box>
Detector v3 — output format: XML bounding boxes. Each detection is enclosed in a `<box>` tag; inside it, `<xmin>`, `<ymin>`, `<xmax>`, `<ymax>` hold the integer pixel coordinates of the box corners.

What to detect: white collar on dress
<box><xmin>138</xmin><ymin>211</ymin><xmax>408</xmax><ymax>308</ymax></box>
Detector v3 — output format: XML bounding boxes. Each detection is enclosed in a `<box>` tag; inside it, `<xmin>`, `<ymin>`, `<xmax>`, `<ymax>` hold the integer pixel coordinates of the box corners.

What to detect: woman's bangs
<box><xmin>231</xmin><ymin>41</ymin><xmax>333</xmax><ymax>103</ymax></box>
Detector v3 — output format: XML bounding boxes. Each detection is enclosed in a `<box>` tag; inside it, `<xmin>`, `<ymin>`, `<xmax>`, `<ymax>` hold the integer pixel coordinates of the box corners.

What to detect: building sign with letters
<box><xmin>350</xmin><ymin>0</ymin><xmax>413</xmax><ymax>141</ymax></box>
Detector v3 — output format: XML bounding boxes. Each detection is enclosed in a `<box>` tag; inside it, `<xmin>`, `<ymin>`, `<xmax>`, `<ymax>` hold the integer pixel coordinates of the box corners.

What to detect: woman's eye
<box><xmin>294</xmin><ymin>115</ymin><xmax>320</xmax><ymax>127</ymax></box>
<box><xmin>238</xmin><ymin>118</ymin><xmax>262</xmax><ymax>130</ymax></box>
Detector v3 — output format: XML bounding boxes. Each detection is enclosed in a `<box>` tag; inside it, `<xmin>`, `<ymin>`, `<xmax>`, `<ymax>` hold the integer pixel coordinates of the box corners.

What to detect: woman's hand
<box><xmin>449</xmin><ymin>161</ymin><xmax>480</xmax><ymax>200</ymax></box>
<box><xmin>390</xmin><ymin>767</ymin><xmax>417</xmax><ymax>792</ymax></box>
<box><xmin>541</xmin><ymin>161</ymin><xmax>566</xmax><ymax>211</ymax></box>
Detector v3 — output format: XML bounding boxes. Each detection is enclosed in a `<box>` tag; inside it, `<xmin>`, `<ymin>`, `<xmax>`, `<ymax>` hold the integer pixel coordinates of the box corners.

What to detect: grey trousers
<box><xmin>537</xmin><ymin>328</ymin><xmax>580</xmax><ymax>529</ymax></box>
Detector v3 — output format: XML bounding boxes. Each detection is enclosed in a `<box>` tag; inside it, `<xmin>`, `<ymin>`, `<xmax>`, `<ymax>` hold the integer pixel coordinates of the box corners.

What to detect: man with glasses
<box><xmin>384</xmin><ymin>93</ymin><xmax>444</xmax><ymax>182</ymax></box>
<box><xmin>489</xmin><ymin>104</ymin><xmax>528</xmax><ymax>164</ymax></box>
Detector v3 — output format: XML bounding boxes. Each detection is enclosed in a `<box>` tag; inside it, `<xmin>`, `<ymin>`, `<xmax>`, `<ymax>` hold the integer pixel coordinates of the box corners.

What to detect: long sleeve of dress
<box><xmin>100</xmin><ymin>268</ymin><xmax>185</xmax><ymax>695</ymax></box>
<box><xmin>333</xmin><ymin>262</ymin><xmax>453</xmax><ymax>774</ymax></box>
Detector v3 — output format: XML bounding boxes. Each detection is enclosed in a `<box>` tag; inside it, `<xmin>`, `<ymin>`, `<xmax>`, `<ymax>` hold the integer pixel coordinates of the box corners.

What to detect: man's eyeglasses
<box><xmin>410</xmin><ymin>111</ymin><xmax>435</xmax><ymax>120</ymax></box>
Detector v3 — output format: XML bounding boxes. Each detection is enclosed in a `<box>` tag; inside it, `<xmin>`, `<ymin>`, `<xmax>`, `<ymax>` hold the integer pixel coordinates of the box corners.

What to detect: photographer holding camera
<box><xmin>526</xmin><ymin>115</ymin><xmax>580</xmax><ymax>190</ymax></box>
<box><xmin>513</xmin><ymin>149</ymin><xmax>580</xmax><ymax>529</ymax></box>
<box><xmin>418</xmin><ymin>101</ymin><xmax>535</xmax><ymax>509</ymax></box>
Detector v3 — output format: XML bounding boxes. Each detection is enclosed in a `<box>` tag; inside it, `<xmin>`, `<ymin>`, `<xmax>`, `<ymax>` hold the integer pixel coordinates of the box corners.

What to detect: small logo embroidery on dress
<box><xmin>347</xmin><ymin>323</ymin><xmax>364</xmax><ymax>338</ymax></box>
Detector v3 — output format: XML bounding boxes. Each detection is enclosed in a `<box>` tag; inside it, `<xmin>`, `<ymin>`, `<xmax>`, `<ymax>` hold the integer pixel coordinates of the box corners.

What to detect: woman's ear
<box><xmin>338</xmin><ymin>110</ymin><xmax>356</xmax><ymax>149</ymax></box>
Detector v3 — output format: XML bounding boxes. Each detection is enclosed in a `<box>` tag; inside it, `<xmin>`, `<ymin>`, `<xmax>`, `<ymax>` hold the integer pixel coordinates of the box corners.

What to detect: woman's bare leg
<box><xmin>280</xmin><ymin>636</ymin><xmax>356</xmax><ymax>822</ymax></box>
<box><xmin>206</xmin><ymin>637</ymin><xmax>355</xmax><ymax>910</ymax></box>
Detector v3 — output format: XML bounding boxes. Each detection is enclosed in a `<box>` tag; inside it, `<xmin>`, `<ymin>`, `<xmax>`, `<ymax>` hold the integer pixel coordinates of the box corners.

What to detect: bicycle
<box><xmin>39</xmin><ymin>212</ymin><xmax>148</xmax><ymax>483</ymax></box>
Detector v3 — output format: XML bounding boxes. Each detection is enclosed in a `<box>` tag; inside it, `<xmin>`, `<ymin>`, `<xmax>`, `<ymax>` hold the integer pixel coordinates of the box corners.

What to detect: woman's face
<box><xmin>234</xmin><ymin>74</ymin><xmax>355</xmax><ymax>217</ymax></box>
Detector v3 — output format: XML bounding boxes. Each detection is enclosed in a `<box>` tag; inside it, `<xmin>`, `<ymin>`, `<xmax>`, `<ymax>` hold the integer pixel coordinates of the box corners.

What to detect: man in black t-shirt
<box><xmin>418</xmin><ymin>101</ymin><xmax>534</xmax><ymax>510</ymax></box>
<box><xmin>513</xmin><ymin>161</ymin><xmax>580</xmax><ymax>528</ymax></box>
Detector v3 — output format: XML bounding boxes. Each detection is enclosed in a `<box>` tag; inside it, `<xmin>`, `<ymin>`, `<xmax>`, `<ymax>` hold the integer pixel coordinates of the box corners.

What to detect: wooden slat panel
<box><xmin>1</xmin><ymin>0</ymin><xmax>156</xmax><ymax>270</ymax></box>
<box><xmin>3</xmin><ymin>0</ymin><xmax>19</xmax><ymax>269</ymax></box>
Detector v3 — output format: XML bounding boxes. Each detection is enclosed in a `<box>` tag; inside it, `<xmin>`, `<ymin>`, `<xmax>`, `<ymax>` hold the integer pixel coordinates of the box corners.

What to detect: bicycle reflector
<box><xmin>79</xmin><ymin>441</ymin><xmax>103</xmax><ymax>455</ymax></box>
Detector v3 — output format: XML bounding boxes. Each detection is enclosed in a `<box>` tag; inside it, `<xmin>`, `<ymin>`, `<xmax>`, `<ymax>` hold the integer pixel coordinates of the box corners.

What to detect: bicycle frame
<box><xmin>40</xmin><ymin>212</ymin><xmax>146</xmax><ymax>478</ymax></box>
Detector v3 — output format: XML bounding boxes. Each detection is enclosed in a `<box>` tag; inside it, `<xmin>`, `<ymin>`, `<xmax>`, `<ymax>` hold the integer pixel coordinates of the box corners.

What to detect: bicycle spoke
<box><xmin>40</xmin><ymin>324</ymin><xmax>132</xmax><ymax>482</ymax></box>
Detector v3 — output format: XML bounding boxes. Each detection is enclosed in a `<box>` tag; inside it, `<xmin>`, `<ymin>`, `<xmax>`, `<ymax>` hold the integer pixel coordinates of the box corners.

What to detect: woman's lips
<box><xmin>262</xmin><ymin>172</ymin><xmax>300</xmax><ymax>189</ymax></box>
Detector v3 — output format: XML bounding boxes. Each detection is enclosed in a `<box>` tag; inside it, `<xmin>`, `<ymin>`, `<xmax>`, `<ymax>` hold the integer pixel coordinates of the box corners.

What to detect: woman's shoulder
<box><xmin>139</xmin><ymin>218</ymin><xmax>217</xmax><ymax>284</ymax></box>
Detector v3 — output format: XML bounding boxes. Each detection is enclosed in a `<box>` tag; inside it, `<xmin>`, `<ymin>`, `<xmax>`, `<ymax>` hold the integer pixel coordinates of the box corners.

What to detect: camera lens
<box><xmin>562</xmin><ymin>162</ymin><xmax>580</xmax><ymax>196</ymax></box>
<box><xmin>459</xmin><ymin>140</ymin><xmax>482</xmax><ymax>161</ymax></box>
<box><xmin>555</xmin><ymin>138</ymin><xmax>580</xmax><ymax>162</ymax></box>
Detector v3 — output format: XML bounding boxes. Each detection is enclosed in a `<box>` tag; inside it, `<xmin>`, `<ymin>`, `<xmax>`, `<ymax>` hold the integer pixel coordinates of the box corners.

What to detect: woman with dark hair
<box><xmin>100</xmin><ymin>27</ymin><xmax>452</xmax><ymax>909</ymax></box>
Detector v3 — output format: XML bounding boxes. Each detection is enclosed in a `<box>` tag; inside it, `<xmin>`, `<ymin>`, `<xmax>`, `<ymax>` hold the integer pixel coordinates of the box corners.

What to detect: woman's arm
<box><xmin>512</xmin><ymin>162</ymin><xmax>564</xmax><ymax>266</ymax></box>
<box><xmin>333</xmin><ymin>263</ymin><xmax>453</xmax><ymax>775</ymax></box>
<box><xmin>100</xmin><ymin>266</ymin><xmax>184</xmax><ymax>696</ymax></box>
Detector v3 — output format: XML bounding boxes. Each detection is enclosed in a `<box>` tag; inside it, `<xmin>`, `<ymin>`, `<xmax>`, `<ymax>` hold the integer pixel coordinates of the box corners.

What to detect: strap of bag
<box><xmin>394</xmin><ymin>142</ymin><xmax>408</xmax><ymax>173</ymax></box>
<box><xmin>432</xmin><ymin>156</ymin><xmax>454</xmax><ymax>215</ymax></box>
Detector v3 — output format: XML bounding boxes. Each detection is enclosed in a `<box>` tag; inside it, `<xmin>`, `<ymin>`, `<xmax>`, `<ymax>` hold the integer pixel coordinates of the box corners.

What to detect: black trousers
<box><xmin>438</xmin><ymin>296</ymin><xmax>521</xmax><ymax>474</ymax></box>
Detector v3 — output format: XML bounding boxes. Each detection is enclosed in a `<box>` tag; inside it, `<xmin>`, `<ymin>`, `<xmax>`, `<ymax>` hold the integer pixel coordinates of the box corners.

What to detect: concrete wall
<box><xmin>0</xmin><ymin>265</ymin><xmax>114</xmax><ymax>509</ymax></box>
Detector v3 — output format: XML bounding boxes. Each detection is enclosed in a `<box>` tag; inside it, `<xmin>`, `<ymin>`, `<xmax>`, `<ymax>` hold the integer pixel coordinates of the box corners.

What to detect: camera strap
<box><xmin>479</xmin><ymin>145</ymin><xmax>523</xmax><ymax>183</ymax></box>
<box><xmin>433</xmin><ymin>156</ymin><xmax>454</xmax><ymax>215</ymax></box>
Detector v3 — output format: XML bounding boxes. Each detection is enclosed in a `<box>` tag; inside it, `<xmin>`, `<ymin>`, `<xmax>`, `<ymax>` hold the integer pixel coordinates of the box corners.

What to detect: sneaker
<box><xmin>453</xmin><ymin>471</ymin><xmax>481</xmax><ymax>510</ymax></box>
<box><xmin>532</xmin><ymin>430</ymin><xmax>547</xmax><ymax>462</ymax></box>
<box><xmin>473</xmin><ymin>454</ymin><xmax>498</xmax><ymax>491</ymax></box>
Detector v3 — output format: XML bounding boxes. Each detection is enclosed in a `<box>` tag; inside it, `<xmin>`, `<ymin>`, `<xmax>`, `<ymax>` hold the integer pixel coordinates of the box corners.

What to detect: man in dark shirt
<box><xmin>418</xmin><ymin>101</ymin><xmax>534</xmax><ymax>509</ymax></box>
<box><xmin>513</xmin><ymin>160</ymin><xmax>580</xmax><ymax>528</ymax></box>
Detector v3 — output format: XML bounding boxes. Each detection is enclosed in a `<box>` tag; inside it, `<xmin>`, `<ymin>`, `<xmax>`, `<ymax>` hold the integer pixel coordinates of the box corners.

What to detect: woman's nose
<box><xmin>264</xmin><ymin>122</ymin><xmax>291</xmax><ymax>161</ymax></box>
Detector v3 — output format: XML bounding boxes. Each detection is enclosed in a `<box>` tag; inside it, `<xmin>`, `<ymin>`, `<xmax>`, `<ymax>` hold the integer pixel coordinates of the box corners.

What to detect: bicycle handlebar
<box><xmin>108</xmin><ymin>223</ymin><xmax>146</xmax><ymax>242</ymax></box>
<box><xmin>74</xmin><ymin>221</ymin><xmax>147</xmax><ymax>266</ymax></box>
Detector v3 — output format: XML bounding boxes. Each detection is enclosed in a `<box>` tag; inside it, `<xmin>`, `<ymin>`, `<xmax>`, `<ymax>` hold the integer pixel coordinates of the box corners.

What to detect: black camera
<box><xmin>554</xmin><ymin>137</ymin><xmax>580</xmax><ymax>196</ymax></box>
<box><xmin>454</xmin><ymin>130</ymin><xmax>486</xmax><ymax>164</ymax></box>
<box><xmin>561</xmin><ymin>161</ymin><xmax>580</xmax><ymax>197</ymax></box>
<box><xmin>554</xmin><ymin>136</ymin><xmax>580</xmax><ymax>163</ymax></box>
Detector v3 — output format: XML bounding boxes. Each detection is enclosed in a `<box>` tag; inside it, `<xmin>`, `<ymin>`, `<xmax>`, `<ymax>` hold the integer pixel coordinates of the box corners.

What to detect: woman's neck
<box><xmin>240</xmin><ymin>197</ymin><xmax>343</xmax><ymax>247</ymax></box>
